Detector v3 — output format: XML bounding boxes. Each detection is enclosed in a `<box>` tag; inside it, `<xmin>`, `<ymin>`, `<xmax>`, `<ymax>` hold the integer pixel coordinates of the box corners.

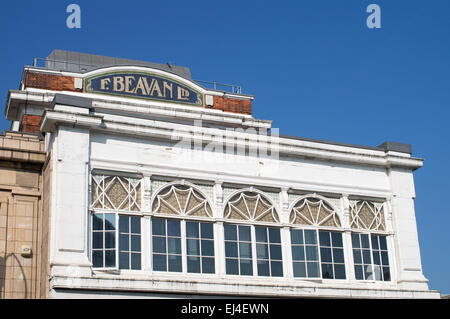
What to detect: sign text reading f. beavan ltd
<box><xmin>84</xmin><ymin>72</ymin><xmax>203</xmax><ymax>106</ymax></box>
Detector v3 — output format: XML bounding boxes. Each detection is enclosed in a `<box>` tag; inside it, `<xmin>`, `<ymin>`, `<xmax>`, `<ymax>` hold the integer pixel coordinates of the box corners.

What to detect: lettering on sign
<box><xmin>84</xmin><ymin>72</ymin><xmax>203</xmax><ymax>106</ymax></box>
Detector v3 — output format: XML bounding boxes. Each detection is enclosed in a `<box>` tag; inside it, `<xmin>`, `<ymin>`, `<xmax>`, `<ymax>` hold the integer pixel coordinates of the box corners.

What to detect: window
<box><xmin>351</xmin><ymin>233</ymin><xmax>390</xmax><ymax>281</ymax></box>
<box><xmin>255</xmin><ymin>226</ymin><xmax>283</xmax><ymax>277</ymax></box>
<box><xmin>92</xmin><ymin>213</ymin><xmax>116</xmax><ymax>268</ymax></box>
<box><xmin>319</xmin><ymin>231</ymin><xmax>346</xmax><ymax>279</ymax></box>
<box><xmin>224</xmin><ymin>224</ymin><xmax>253</xmax><ymax>276</ymax></box>
<box><xmin>186</xmin><ymin>221</ymin><xmax>215</xmax><ymax>274</ymax></box>
<box><xmin>152</xmin><ymin>218</ymin><xmax>182</xmax><ymax>272</ymax></box>
<box><xmin>290</xmin><ymin>229</ymin><xmax>320</xmax><ymax>278</ymax></box>
<box><xmin>119</xmin><ymin>216</ymin><xmax>142</xmax><ymax>270</ymax></box>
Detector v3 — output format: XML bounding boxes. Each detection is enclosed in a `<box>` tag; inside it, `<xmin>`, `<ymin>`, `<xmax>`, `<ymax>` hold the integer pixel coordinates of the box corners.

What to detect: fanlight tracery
<box><xmin>349</xmin><ymin>201</ymin><xmax>385</xmax><ymax>231</ymax></box>
<box><xmin>289</xmin><ymin>197</ymin><xmax>341</xmax><ymax>227</ymax></box>
<box><xmin>224</xmin><ymin>191</ymin><xmax>280</xmax><ymax>223</ymax></box>
<box><xmin>152</xmin><ymin>184</ymin><xmax>213</xmax><ymax>217</ymax></box>
<box><xmin>92</xmin><ymin>175</ymin><xmax>142</xmax><ymax>211</ymax></box>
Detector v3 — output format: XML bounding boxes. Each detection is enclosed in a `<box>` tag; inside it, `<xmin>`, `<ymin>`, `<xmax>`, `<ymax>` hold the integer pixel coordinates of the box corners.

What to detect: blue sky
<box><xmin>1</xmin><ymin>0</ymin><xmax>449</xmax><ymax>294</ymax></box>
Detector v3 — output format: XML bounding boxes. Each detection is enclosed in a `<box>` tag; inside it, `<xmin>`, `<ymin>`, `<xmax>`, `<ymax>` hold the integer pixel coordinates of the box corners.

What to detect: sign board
<box><xmin>84</xmin><ymin>71</ymin><xmax>203</xmax><ymax>106</ymax></box>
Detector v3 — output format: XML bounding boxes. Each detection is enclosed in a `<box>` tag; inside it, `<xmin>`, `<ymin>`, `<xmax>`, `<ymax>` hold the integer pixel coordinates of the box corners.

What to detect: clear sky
<box><xmin>1</xmin><ymin>0</ymin><xmax>449</xmax><ymax>295</ymax></box>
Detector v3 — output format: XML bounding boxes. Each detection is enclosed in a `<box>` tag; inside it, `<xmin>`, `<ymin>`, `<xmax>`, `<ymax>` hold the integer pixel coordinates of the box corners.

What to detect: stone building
<box><xmin>0</xmin><ymin>50</ymin><xmax>440</xmax><ymax>298</ymax></box>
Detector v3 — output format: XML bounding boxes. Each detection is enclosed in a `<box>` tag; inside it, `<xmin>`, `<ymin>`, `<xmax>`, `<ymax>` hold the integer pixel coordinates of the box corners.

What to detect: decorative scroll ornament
<box><xmin>349</xmin><ymin>201</ymin><xmax>385</xmax><ymax>231</ymax></box>
<box><xmin>224</xmin><ymin>191</ymin><xmax>280</xmax><ymax>223</ymax></box>
<box><xmin>92</xmin><ymin>175</ymin><xmax>141</xmax><ymax>211</ymax></box>
<box><xmin>289</xmin><ymin>197</ymin><xmax>341</xmax><ymax>227</ymax></box>
<box><xmin>152</xmin><ymin>184</ymin><xmax>212</xmax><ymax>217</ymax></box>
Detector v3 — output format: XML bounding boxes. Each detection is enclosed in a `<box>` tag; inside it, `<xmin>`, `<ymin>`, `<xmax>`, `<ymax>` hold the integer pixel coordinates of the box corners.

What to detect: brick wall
<box><xmin>24</xmin><ymin>72</ymin><xmax>77</xmax><ymax>92</ymax></box>
<box><xmin>212</xmin><ymin>96</ymin><xmax>252</xmax><ymax>115</ymax></box>
<box><xmin>20</xmin><ymin>115</ymin><xmax>41</xmax><ymax>134</ymax></box>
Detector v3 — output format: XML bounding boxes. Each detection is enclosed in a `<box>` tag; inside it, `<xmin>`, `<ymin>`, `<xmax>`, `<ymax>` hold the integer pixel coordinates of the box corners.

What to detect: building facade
<box><xmin>2</xmin><ymin>50</ymin><xmax>440</xmax><ymax>298</ymax></box>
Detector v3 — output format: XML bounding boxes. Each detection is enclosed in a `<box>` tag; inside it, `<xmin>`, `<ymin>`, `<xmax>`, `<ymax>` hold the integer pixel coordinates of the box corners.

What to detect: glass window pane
<box><xmin>187</xmin><ymin>239</ymin><xmax>200</xmax><ymax>256</ymax></box>
<box><xmin>152</xmin><ymin>218</ymin><xmax>165</xmax><ymax>236</ymax></box>
<box><xmin>371</xmin><ymin>235</ymin><xmax>379</xmax><ymax>249</ymax></box>
<box><xmin>363</xmin><ymin>249</ymin><xmax>372</xmax><ymax>264</ymax></box>
<box><xmin>201</xmin><ymin>240</ymin><xmax>214</xmax><ymax>257</ymax></box>
<box><xmin>306</xmin><ymin>246</ymin><xmax>319</xmax><ymax>261</ymax></box>
<box><xmin>333</xmin><ymin>248</ymin><xmax>344</xmax><ymax>264</ymax></box>
<box><xmin>93</xmin><ymin>214</ymin><xmax>103</xmax><ymax>231</ymax></box>
<box><xmin>93</xmin><ymin>232</ymin><xmax>103</xmax><ymax>249</ymax></box>
<box><xmin>361</xmin><ymin>234</ymin><xmax>370</xmax><ymax>248</ymax></box>
<box><xmin>202</xmin><ymin>257</ymin><xmax>215</xmax><ymax>274</ymax></box>
<box><xmin>381</xmin><ymin>251</ymin><xmax>389</xmax><ymax>265</ymax></box>
<box><xmin>119</xmin><ymin>252</ymin><xmax>129</xmax><ymax>269</ymax></box>
<box><xmin>331</xmin><ymin>232</ymin><xmax>343</xmax><ymax>247</ymax></box>
<box><xmin>239</xmin><ymin>242</ymin><xmax>252</xmax><ymax>259</ymax></box>
<box><xmin>321</xmin><ymin>263</ymin><xmax>333</xmax><ymax>279</ymax></box>
<box><xmin>354</xmin><ymin>265</ymin><xmax>364</xmax><ymax>280</ymax></box>
<box><xmin>167</xmin><ymin>220</ymin><xmax>180</xmax><ymax>237</ymax></box>
<box><xmin>130</xmin><ymin>217</ymin><xmax>141</xmax><ymax>234</ymax></box>
<box><xmin>379</xmin><ymin>236</ymin><xmax>387</xmax><ymax>250</ymax></box>
<box><xmin>152</xmin><ymin>236</ymin><xmax>166</xmax><ymax>253</ymax></box>
<box><xmin>225</xmin><ymin>242</ymin><xmax>238</xmax><ymax>258</ymax></box>
<box><xmin>119</xmin><ymin>216</ymin><xmax>129</xmax><ymax>233</ymax></box>
<box><xmin>168</xmin><ymin>237</ymin><xmax>181</xmax><ymax>254</ymax></box>
<box><xmin>104</xmin><ymin>232</ymin><xmax>115</xmax><ymax>249</ymax></box>
<box><xmin>201</xmin><ymin>223</ymin><xmax>214</xmax><ymax>239</ymax></box>
<box><xmin>153</xmin><ymin>254</ymin><xmax>166</xmax><ymax>271</ymax></box>
<box><xmin>226</xmin><ymin>259</ymin><xmax>238</xmax><ymax>275</ymax></box>
<box><xmin>187</xmin><ymin>256</ymin><xmax>201</xmax><ymax>273</ymax></box>
<box><xmin>364</xmin><ymin>265</ymin><xmax>373</xmax><ymax>280</ymax></box>
<box><xmin>292</xmin><ymin>246</ymin><xmax>305</xmax><ymax>261</ymax></box>
<box><xmin>131</xmin><ymin>235</ymin><xmax>141</xmax><ymax>252</ymax></box>
<box><xmin>255</xmin><ymin>227</ymin><xmax>267</xmax><ymax>243</ymax></box>
<box><xmin>304</xmin><ymin>230</ymin><xmax>317</xmax><ymax>244</ymax></box>
<box><xmin>320</xmin><ymin>248</ymin><xmax>332</xmax><ymax>263</ymax></box>
<box><xmin>293</xmin><ymin>262</ymin><xmax>306</xmax><ymax>277</ymax></box>
<box><xmin>92</xmin><ymin>250</ymin><xmax>103</xmax><ymax>267</ymax></box>
<box><xmin>374</xmin><ymin>265</ymin><xmax>382</xmax><ymax>281</ymax></box>
<box><xmin>269</xmin><ymin>244</ymin><xmax>282</xmax><ymax>260</ymax></box>
<box><xmin>168</xmin><ymin>255</ymin><xmax>182</xmax><ymax>272</ymax></box>
<box><xmin>119</xmin><ymin>234</ymin><xmax>129</xmax><ymax>251</ymax></box>
<box><xmin>319</xmin><ymin>231</ymin><xmax>330</xmax><ymax>247</ymax></box>
<box><xmin>334</xmin><ymin>264</ymin><xmax>346</xmax><ymax>279</ymax></box>
<box><xmin>290</xmin><ymin>229</ymin><xmax>303</xmax><ymax>245</ymax></box>
<box><xmin>131</xmin><ymin>253</ymin><xmax>141</xmax><ymax>270</ymax></box>
<box><xmin>256</xmin><ymin>244</ymin><xmax>268</xmax><ymax>259</ymax></box>
<box><xmin>372</xmin><ymin>251</ymin><xmax>381</xmax><ymax>265</ymax></box>
<box><xmin>105</xmin><ymin>250</ymin><xmax>115</xmax><ymax>267</ymax></box>
<box><xmin>383</xmin><ymin>267</ymin><xmax>391</xmax><ymax>281</ymax></box>
<box><xmin>238</xmin><ymin>225</ymin><xmax>251</xmax><ymax>242</ymax></box>
<box><xmin>104</xmin><ymin>214</ymin><xmax>116</xmax><ymax>230</ymax></box>
<box><xmin>257</xmin><ymin>260</ymin><xmax>270</xmax><ymax>276</ymax></box>
<box><xmin>353</xmin><ymin>249</ymin><xmax>362</xmax><ymax>264</ymax></box>
<box><xmin>240</xmin><ymin>259</ymin><xmax>253</xmax><ymax>276</ymax></box>
<box><xmin>268</xmin><ymin>228</ymin><xmax>281</xmax><ymax>243</ymax></box>
<box><xmin>307</xmin><ymin>262</ymin><xmax>320</xmax><ymax>277</ymax></box>
<box><xmin>271</xmin><ymin>261</ymin><xmax>283</xmax><ymax>277</ymax></box>
<box><xmin>351</xmin><ymin>233</ymin><xmax>360</xmax><ymax>248</ymax></box>
<box><xmin>224</xmin><ymin>224</ymin><xmax>237</xmax><ymax>241</ymax></box>
<box><xmin>186</xmin><ymin>221</ymin><xmax>199</xmax><ymax>238</ymax></box>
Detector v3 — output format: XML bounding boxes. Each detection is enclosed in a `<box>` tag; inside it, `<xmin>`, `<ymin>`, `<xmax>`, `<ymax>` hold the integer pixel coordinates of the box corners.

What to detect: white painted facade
<box><xmin>7</xmin><ymin>63</ymin><xmax>440</xmax><ymax>298</ymax></box>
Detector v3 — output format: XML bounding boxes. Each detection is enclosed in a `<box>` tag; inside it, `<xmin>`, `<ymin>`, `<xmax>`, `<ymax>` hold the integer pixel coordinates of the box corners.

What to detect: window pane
<box><xmin>257</xmin><ymin>260</ymin><xmax>270</xmax><ymax>276</ymax></box>
<box><xmin>319</xmin><ymin>231</ymin><xmax>330</xmax><ymax>247</ymax></box>
<box><xmin>292</xmin><ymin>246</ymin><xmax>305</xmax><ymax>261</ymax></box>
<box><xmin>306</xmin><ymin>246</ymin><xmax>318</xmax><ymax>261</ymax></box>
<box><xmin>93</xmin><ymin>214</ymin><xmax>103</xmax><ymax>231</ymax></box>
<box><xmin>240</xmin><ymin>259</ymin><xmax>253</xmax><ymax>276</ymax></box>
<box><xmin>202</xmin><ymin>257</ymin><xmax>215</xmax><ymax>274</ymax></box>
<box><xmin>152</xmin><ymin>218</ymin><xmax>165</xmax><ymax>236</ymax></box>
<box><xmin>130</xmin><ymin>217</ymin><xmax>141</xmax><ymax>234</ymax></box>
<box><xmin>293</xmin><ymin>262</ymin><xmax>306</xmax><ymax>277</ymax></box>
<box><xmin>168</xmin><ymin>255</ymin><xmax>182</xmax><ymax>272</ymax></box>
<box><xmin>364</xmin><ymin>265</ymin><xmax>373</xmax><ymax>280</ymax></box>
<box><xmin>131</xmin><ymin>235</ymin><xmax>141</xmax><ymax>252</ymax></box>
<box><xmin>256</xmin><ymin>244</ymin><xmax>268</xmax><ymax>259</ymax></box>
<box><xmin>119</xmin><ymin>216</ymin><xmax>129</xmax><ymax>233</ymax></box>
<box><xmin>186</xmin><ymin>222</ymin><xmax>199</xmax><ymax>238</ymax></box>
<box><xmin>105</xmin><ymin>250</ymin><xmax>115</xmax><ymax>267</ymax></box>
<box><xmin>362</xmin><ymin>250</ymin><xmax>372</xmax><ymax>264</ymax></box>
<box><xmin>153</xmin><ymin>236</ymin><xmax>166</xmax><ymax>253</ymax></box>
<box><xmin>255</xmin><ymin>227</ymin><xmax>267</xmax><ymax>243</ymax></box>
<box><xmin>225</xmin><ymin>242</ymin><xmax>238</xmax><ymax>258</ymax></box>
<box><xmin>187</xmin><ymin>256</ymin><xmax>201</xmax><ymax>273</ymax></box>
<box><xmin>224</xmin><ymin>224</ymin><xmax>237</xmax><ymax>241</ymax></box>
<box><xmin>104</xmin><ymin>232</ymin><xmax>115</xmax><ymax>249</ymax></box>
<box><xmin>105</xmin><ymin>214</ymin><xmax>116</xmax><ymax>230</ymax></box>
<box><xmin>187</xmin><ymin>239</ymin><xmax>200</xmax><ymax>255</ymax></box>
<box><xmin>238</xmin><ymin>225</ymin><xmax>251</xmax><ymax>242</ymax></box>
<box><xmin>321</xmin><ymin>263</ymin><xmax>333</xmax><ymax>279</ymax></box>
<box><xmin>268</xmin><ymin>228</ymin><xmax>281</xmax><ymax>243</ymax></box>
<box><xmin>333</xmin><ymin>248</ymin><xmax>344</xmax><ymax>264</ymax></box>
<box><xmin>374</xmin><ymin>265</ymin><xmax>382</xmax><ymax>281</ymax></box>
<box><xmin>201</xmin><ymin>240</ymin><xmax>214</xmax><ymax>257</ymax></box>
<box><xmin>226</xmin><ymin>259</ymin><xmax>238</xmax><ymax>275</ymax></box>
<box><xmin>307</xmin><ymin>262</ymin><xmax>320</xmax><ymax>277</ymax></box>
<box><xmin>381</xmin><ymin>251</ymin><xmax>389</xmax><ymax>265</ymax></box>
<box><xmin>168</xmin><ymin>237</ymin><xmax>181</xmax><ymax>254</ymax></box>
<box><xmin>371</xmin><ymin>235</ymin><xmax>379</xmax><ymax>249</ymax></box>
<box><xmin>201</xmin><ymin>223</ymin><xmax>214</xmax><ymax>239</ymax></box>
<box><xmin>351</xmin><ymin>233</ymin><xmax>360</xmax><ymax>248</ymax></box>
<box><xmin>379</xmin><ymin>236</ymin><xmax>387</xmax><ymax>250</ymax></box>
<box><xmin>334</xmin><ymin>264</ymin><xmax>346</xmax><ymax>279</ymax></box>
<box><xmin>290</xmin><ymin>229</ymin><xmax>303</xmax><ymax>245</ymax></box>
<box><xmin>269</xmin><ymin>245</ymin><xmax>282</xmax><ymax>260</ymax></box>
<box><xmin>239</xmin><ymin>243</ymin><xmax>252</xmax><ymax>259</ymax></box>
<box><xmin>271</xmin><ymin>261</ymin><xmax>283</xmax><ymax>277</ymax></box>
<box><xmin>153</xmin><ymin>254</ymin><xmax>166</xmax><ymax>271</ymax></box>
<box><xmin>304</xmin><ymin>230</ymin><xmax>317</xmax><ymax>244</ymax></box>
<box><xmin>372</xmin><ymin>251</ymin><xmax>381</xmax><ymax>265</ymax></box>
<box><xmin>167</xmin><ymin>220</ymin><xmax>180</xmax><ymax>236</ymax></box>
<box><xmin>119</xmin><ymin>252</ymin><xmax>129</xmax><ymax>269</ymax></box>
<box><xmin>331</xmin><ymin>232</ymin><xmax>343</xmax><ymax>247</ymax></box>
<box><xmin>119</xmin><ymin>234</ymin><xmax>129</xmax><ymax>251</ymax></box>
<box><xmin>383</xmin><ymin>267</ymin><xmax>391</xmax><ymax>281</ymax></box>
<box><xmin>131</xmin><ymin>253</ymin><xmax>141</xmax><ymax>270</ymax></box>
<box><xmin>361</xmin><ymin>234</ymin><xmax>370</xmax><ymax>248</ymax></box>
<box><xmin>93</xmin><ymin>232</ymin><xmax>103</xmax><ymax>249</ymax></box>
<box><xmin>353</xmin><ymin>250</ymin><xmax>362</xmax><ymax>264</ymax></box>
<box><xmin>354</xmin><ymin>265</ymin><xmax>364</xmax><ymax>280</ymax></box>
<box><xmin>320</xmin><ymin>248</ymin><xmax>332</xmax><ymax>263</ymax></box>
<box><xmin>92</xmin><ymin>250</ymin><xmax>103</xmax><ymax>267</ymax></box>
